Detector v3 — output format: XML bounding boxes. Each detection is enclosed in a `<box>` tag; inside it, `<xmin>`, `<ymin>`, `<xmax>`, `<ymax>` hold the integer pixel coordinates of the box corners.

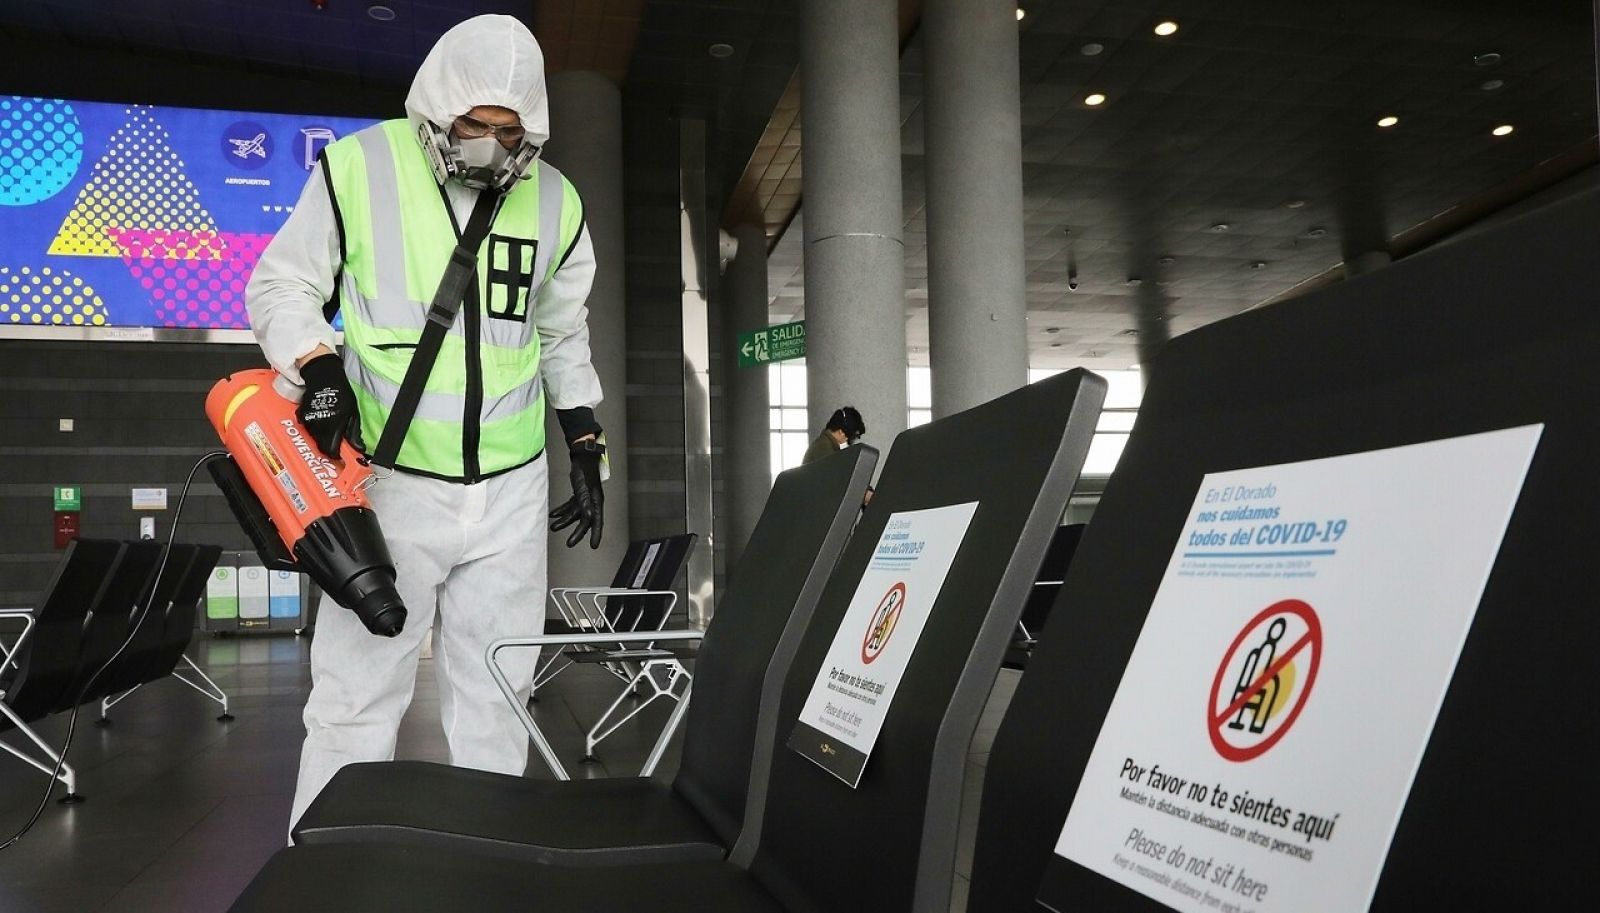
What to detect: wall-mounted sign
<box><xmin>131</xmin><ymin>487</ymin><xmax>168</xmax><ymax>510</ymax></box>
<box><xmin>53</xmin><ymin>511</ymin><xmax>79</xmax><ymax>549</ymax></box>
<box><xmin>53</xmin><ymin>486</ymin><xmax>81</xmax><ymax>511</ymax></box>
<box><xmin>738</xmin><ymin>320</ymin><xmax>806</xmax><ymax>368</ymax></box>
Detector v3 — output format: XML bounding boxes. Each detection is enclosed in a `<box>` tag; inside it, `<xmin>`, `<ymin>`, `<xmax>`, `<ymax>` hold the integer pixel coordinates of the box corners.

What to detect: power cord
<box><xmin>0</xmin><ymin>451</ymin><xmax>228</xmax><ymax>852</ymax></box>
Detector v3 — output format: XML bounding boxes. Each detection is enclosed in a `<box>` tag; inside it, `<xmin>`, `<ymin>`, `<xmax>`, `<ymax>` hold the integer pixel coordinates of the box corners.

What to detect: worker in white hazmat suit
<box><xmin>246</xmin><ymin>14</ymin><xmax>606</xmax><ymax>831</ymax></box>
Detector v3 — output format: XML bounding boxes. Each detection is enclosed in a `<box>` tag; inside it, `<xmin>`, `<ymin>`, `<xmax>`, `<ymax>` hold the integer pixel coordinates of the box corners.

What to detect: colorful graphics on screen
<box><xmin>0</xmin><ymin>96</ymin><xmax>376</xmax><ymax>330</ymax></box>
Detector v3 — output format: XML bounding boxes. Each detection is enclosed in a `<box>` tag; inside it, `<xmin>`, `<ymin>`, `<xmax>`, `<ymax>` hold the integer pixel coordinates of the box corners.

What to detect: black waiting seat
<box><xmin>52</xmin><ymin>539</ymin><xmax>161</xmax><ymax>712</ymax></box>
<box><xmin>0</xmin><ymin>539</ymin><xmax>123</xmax><ymax>722</ymax></box>
<box><xmin>292</xmin><ymin>446</ymin><xmax>879</xmax><ymax>863</ymax></box>
<box><xmin>2</xmin><ymin>540</ymin><xmax>224</xmax><ymax>796</ymax></box>
<box><xmin>145</xmin><ymin>545</ymin><xmax>222</xmax><ymax>684</ymax></box>
<box><xmin>540</xmin><ymin>532</ymin><xmax>699</xmax><ymax>761</ymax></box>
<box><xmin>541</xmin><ymin>538</ymin><xmax>648</xmax><ymax>641</ymax></box>
<box><xmin>0</xmin><ymin>539</ymin><xmax>124</xmax><ymax>796</ymax></box>
<box><xmin>967</xmin><ymin>189</ymin><xmax>1600</xmax><ymax>911</ymax></box>
<box><xmin>95</xmin><ymin>544</ymin><xmax>225</xmax><ymax>725</ymax></box>
<box><xmin>594</xmin><ymin>533</ymin><xmax>696</xmax><ymax>633</ymax></box>
<box><xmin>226</xmin><ymin>368</ymin><xmax>1106</xmax><ymax>913</ymax></box>
<box><xmin>91</xmin><ymin>543</ymin><xmax>202</xmax><ymax>703</ymax></box>
<box><xmin>1004</xmin><ymin>522</ymin><xmax>1085</xmax><ymax>669</ymax></box>
<box><xmin>533</xmin><ymin>533</ymin><xmax>698</xmax><ymax>696</ymax></box>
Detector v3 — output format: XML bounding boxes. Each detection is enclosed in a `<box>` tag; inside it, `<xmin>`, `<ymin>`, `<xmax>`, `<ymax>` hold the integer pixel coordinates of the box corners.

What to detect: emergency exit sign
<box><xmin>738</xmin><ymin>320</ymin><xmax>806</xmax><ymax>368</ymax></box>
<box><xmin>53</xmin><ymin>486</ymin><xmax>81</xmax><ymax>511</ymax></box>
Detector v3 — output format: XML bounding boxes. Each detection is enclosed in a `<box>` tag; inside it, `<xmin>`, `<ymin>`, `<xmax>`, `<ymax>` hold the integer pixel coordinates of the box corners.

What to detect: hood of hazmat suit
<box><xmin>405</xmin><ymin>14</ymin><xmax>550</xmax><ymax>188</ymax></box>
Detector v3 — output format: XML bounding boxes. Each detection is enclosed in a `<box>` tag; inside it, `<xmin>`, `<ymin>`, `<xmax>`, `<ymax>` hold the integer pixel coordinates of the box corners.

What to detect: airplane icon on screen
<box><xmin>229</xmin><ymin>133</ymin><xmax>268</xmax><ymax>159</ymax></box>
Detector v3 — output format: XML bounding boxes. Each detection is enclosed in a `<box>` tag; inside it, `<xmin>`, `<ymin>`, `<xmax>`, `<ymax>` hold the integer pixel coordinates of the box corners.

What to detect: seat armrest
<box><xmin>0</xmin><ymin>612</ymin><xmax>37</xmax><ymax>672</ymax></box>
<box><xmin>567</xmin><ymin>589</ymin><xmax>680</xmax><ymax>633</ymax></box>
<box><xmin>485</xmin><ymin>629</ymin><xmax>704</xmax><ymax>780</ymax></box>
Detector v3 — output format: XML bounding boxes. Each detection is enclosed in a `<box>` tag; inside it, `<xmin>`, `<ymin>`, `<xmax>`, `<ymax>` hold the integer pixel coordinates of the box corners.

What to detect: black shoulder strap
<box><xmin>369</xmin><ymin>188</ymin><xmax>502</xmax><ymax>469</ymax></box>
<box><xmin>318</xmin><ymin>152</ymin><xmax>347</xmax><ymax>325</ymax></box>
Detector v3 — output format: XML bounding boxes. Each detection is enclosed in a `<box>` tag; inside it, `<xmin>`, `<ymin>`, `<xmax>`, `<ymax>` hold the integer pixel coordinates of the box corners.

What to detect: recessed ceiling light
<box><xmin>1284</xmin><ymin>199</ymin><xmax>1307</xmax><ymax>209</ymax></box>
<box><xmin>1157</xmin><ymin>255</ymin><xmax>1176</xmax><ymax>265</ymax></box>
<box><xmin>1481</xmin><ymin>79</ymin><xmax>1505</xmax><ymax>91</ymax></box>
<box><xmin>1250</xmin><ymin>261</ymin><xmax>1268</xmax><ymax>270</ymax></box>
<box><xmin>1080</xmin><ymin>42</ymin><xmax>1105</xmax><ymax>56</ymax></box>
<box><xmin>1153</xmin><ymin>21</ymin><xmax>1179</xmax><ymax>37</ymax></box>
<box><xmin>1208</xmin><ymin>222</ymin><xmax>1231</xmax><ymax>233</ymax></box>
<box><xmin>1377</xmin><ymin>115</ymin><xmax>1399</xmax><ymax>128</ymax></box>
<box><xmin>1084</xmin><ymin>93</ymin><xmax>1107</xmax><ymax>106</ymax></box>
<box><xmin>1125</xmin><ymin>276</ymin><xmax>1142</xmax><ymax>286</ymax></box>
<box><xmin>708</xmin><ymin>42</ymin><xmax>735</xmax><ymax>58</ymax></box>
<box><xmin>1304</xmin><ymin>227</ymin><xmax>1328</xmax><ymax>239</ymax></box>
<box><xmin>1050</xmin><ymin>342</ymin><xmax>1063</xmax><ymax>348</ymax></box>
<box><xmin>367</xmin><ymin>4</ymin><xmax>396</xmax><ymax>21</ymax></box>
<box><xmin>1016</xmin><ymin>8</ymin><xmax>1026</xmax><ymax>21</ymax></box>
<box><xmin>1045</xmin><ymin>326</ymin><xmax>1060</xmax><ymax>334</ymax></box>
<box><xmin>1492</xmin><ymin>124</ymin><xmax>1515</xmax><ymax>136</ymax></box>
<box><xmin>1473</xmin><ymin>52</ymin><xmax>1502</xmax><ymax>67</ymax></box>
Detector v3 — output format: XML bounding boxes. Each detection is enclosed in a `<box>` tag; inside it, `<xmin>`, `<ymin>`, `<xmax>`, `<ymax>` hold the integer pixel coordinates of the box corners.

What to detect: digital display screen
<box><xmin>0</xmin><ymin>96</ymin><xmax>377</xmax><ymax>331</ymax></box>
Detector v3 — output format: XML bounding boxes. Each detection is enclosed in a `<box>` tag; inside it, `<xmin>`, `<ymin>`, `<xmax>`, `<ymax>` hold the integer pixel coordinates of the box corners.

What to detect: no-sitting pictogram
<box><xmin>1208</xmin><ymin>599</ymin><xmax>1322</xmax><ymax>762</ymax></box>
<box><xmin>861</xmin><ymin>582</ymin><xmax>906</xmax><ymax>664</ymax></box>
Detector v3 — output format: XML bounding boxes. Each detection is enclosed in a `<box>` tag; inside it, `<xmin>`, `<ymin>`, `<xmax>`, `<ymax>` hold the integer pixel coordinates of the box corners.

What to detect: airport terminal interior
<box><xmin>0</xmin><ymin>1</ymin><xmax>1595</xmax><ymax>911</ymax></box>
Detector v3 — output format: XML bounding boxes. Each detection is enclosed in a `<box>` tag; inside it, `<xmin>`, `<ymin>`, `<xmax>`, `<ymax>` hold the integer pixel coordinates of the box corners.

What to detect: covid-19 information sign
<box><xmin>789</xmin><ymin>502</ymin><xmax>979</xmax><ymax>787</ymax></box>
<box><xmin>1052</xmin><ymin>426</ymin><xmax>1542</xmax><ymax>913</ymax></box>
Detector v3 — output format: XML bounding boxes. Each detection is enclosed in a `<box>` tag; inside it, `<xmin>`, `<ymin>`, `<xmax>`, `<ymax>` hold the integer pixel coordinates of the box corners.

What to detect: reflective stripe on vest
<box><xmin>321</xmin><ymin>120</ymin><xmax>581</xmax><ymax>480</ymax></box>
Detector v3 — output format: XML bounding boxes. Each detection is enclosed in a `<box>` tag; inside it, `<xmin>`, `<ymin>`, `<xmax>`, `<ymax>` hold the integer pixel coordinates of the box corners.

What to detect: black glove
<box><xmin>296</xmin><ymin>352</ymin><xmax>363</xmax><ymax>459</ymax></box>
<box><xmin>550</xmin><ymin>439</ymin><xmax>604</xmax><ymax>549</ymax></box>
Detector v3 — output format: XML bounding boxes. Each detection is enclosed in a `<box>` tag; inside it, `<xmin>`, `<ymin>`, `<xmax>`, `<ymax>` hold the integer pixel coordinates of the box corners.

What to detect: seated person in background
<box><xmin>803</xmin><ymin>406</ymin><xmax>867</xmax><ymax>465</ymax></box>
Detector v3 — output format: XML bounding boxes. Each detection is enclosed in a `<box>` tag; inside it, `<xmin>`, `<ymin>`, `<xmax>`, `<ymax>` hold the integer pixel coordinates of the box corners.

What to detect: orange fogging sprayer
<box><xmin>205</xmin><ymin>368</ymin><xmax>406</xmax><ymax>637</ymax></box>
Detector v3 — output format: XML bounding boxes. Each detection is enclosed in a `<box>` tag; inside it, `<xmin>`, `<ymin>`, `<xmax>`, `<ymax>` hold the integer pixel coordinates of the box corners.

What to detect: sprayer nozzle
<box><xmin>345</xmin><ymin>573</ymin><xmax>407</xmax><ymax>638</ymax></box>
<box><xmin>365</xmin><ymin>602</ymin><xmax>407</xmax><ymax>638</ymax></box>
<box><xmin>291</xmin><ymin>508</ymin><xmax>408</xmax><ymax>639</ymax></box>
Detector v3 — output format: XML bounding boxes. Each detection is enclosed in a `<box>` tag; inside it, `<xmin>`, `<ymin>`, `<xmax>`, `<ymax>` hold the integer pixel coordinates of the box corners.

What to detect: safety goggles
<box><xmin>453</xmin><ymin>114</ymin><xmax>528</xmax><ymax>148</ymax></box>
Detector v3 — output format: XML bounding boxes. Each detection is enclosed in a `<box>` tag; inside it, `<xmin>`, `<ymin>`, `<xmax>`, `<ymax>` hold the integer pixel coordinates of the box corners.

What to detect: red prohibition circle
<box><xmin>1207</xmin><ymin>599</ymin><xmax>1322</xmax><ymax>762</ymax></box>
<box><xmin>861</xmin><ymin>582</ymin><xmax>906</xmax><ymax>665</ymax></box>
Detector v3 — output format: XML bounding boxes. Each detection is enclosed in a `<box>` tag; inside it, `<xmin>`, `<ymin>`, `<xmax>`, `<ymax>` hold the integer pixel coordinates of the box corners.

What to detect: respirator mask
<box><xmin>418</xmin><ymin>117</ymin><xmax>541</xmax><ymax>193</ymax></box>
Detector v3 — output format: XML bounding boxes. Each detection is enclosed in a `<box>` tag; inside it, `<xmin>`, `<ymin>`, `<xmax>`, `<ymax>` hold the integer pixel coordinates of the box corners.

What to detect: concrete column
<box><xmin>541</xmin><ymin>71</ymin><xmax>630</xmax><ymax>587</ymax></box>
<box><xmin>724</xmin><ymin>224</ymin><xmax>772</xmax><ymax>568</ymax></box>
<box><xmin>800</xmin><ymin>0</ymin><xmax>908</xmax><ymax>455</ymax></box>
<box><xmin>922</xmin><ymin>0</ymin><xmax>1029</xmax><ymax>418</ymax></box>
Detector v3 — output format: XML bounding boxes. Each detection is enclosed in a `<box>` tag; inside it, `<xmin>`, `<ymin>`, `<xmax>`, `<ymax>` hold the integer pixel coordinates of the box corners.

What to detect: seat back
<box><xmin>1004</xmin><ymin>523</ymin><xmax>1087</xmax><ymax>670</ymax></box>
<box><xmin>1018</xmin><ymin>522</ymin><xmax>1085</xmax><ymax>635</ymax></box>
<box><xmin>603</xmin><ymin>540</ymin><xmax>651</xmax><ymax>590</ymax></box>
<box><xmin>2</xmin><ymin>539</ymin><xmax>123</xmax><ymax>724</ymax></box>
<box><xmin>672</xmin><ymin>445</ymin><xmax>878</xmax><ymax>846</ymax></box>
<box><xmin>57</xmin><ymin>539</ymin><xmax>162</xmax><ymax>710</ymax></box>
<box><xmin>145</xmin><ymin>545</ymin><xmax>222</xmax><ymax>684</ymax></box>
<box><xmin>971</xmin><ymin>190</ymin><xmax>1600</xmax><ymax>913</ymax></box>
<box><xmin>602</xmin><ymin>533</ymin><xmax>697</xmax><ymax>631</ymax></box>
<box><xmin>95</xmin><ymin>544</ymin><xmax>201</xmax><ymax>700</ymax></box>
<box><xmin>738</xmin><ymin>370</ymin><xmax>1105</xmax><ymax>913</ymax></box>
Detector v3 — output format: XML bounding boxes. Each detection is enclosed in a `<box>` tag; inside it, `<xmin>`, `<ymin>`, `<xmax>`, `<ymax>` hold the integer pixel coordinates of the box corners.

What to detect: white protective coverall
<box><xmin>245</xmin><ymin>15</ymin><xmax>602</xmax><ymax>831</ymax></box>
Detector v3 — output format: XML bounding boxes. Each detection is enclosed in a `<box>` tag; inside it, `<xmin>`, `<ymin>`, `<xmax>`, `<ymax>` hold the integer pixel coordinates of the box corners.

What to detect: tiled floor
<box><xmin>0</xmin><ymin>632</ymin><xmax>1016</xmax><ymax>912</ymax></box>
